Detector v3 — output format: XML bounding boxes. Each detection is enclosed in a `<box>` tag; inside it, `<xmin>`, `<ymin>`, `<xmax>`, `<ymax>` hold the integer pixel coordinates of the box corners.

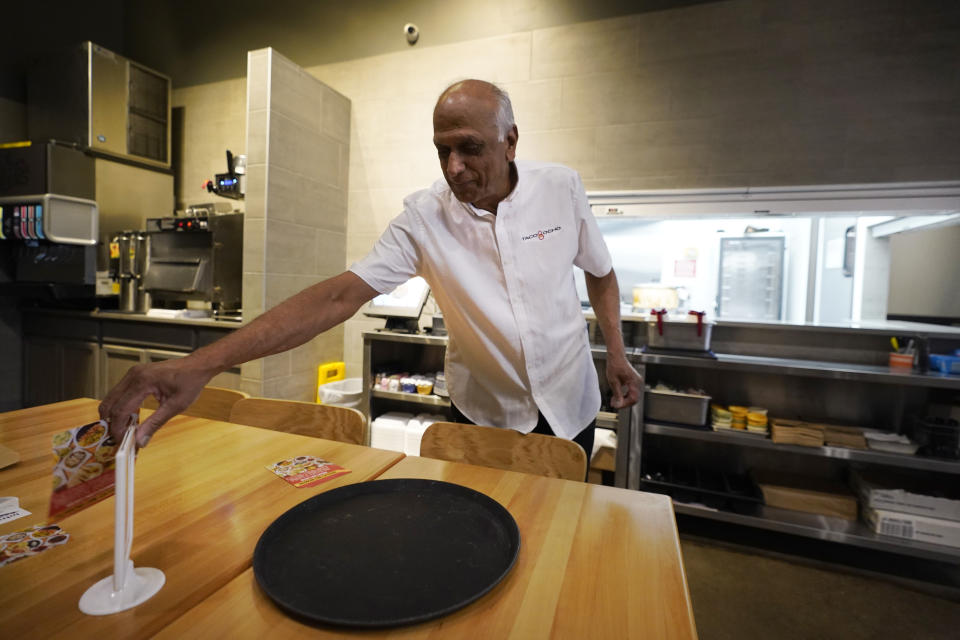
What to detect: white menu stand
<box><xmin>79</xmin><ymin>425</ymin><xmax>165</xmax><ymax>615</ymax></box>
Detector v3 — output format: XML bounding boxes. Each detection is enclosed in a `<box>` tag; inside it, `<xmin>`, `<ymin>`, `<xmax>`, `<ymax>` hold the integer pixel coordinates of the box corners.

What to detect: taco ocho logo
<box><xmin>521</xmin><ymin>225</ymin><xmax>561</xmax><ymax>242</ymax></box>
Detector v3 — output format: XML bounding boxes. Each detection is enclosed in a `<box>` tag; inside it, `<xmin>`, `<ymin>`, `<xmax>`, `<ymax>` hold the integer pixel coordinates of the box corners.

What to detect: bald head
<box><xmin>435</xmin><ymin>80</ymin><xmax>515</xmax><ymax>141</ymax></box>
<box><xmin>432</xmin><ymin>79</ymin><xmax>519</xmax><ymax>213</ymax></box>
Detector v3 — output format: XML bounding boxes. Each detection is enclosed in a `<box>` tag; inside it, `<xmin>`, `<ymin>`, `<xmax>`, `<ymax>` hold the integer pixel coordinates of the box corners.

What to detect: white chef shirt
<box><xmin>349</xmin><ymin>160</ymin><xmax>612</xmax><ymax>439</ymax></box>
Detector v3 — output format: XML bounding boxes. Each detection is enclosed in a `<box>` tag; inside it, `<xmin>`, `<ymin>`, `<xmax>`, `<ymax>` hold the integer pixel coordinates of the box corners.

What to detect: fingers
<box><xmin>99</xmin><ymin>371</ymin><xmax>150</xmax><ymax>442</ymax></box>
<box><xmin>607</xmin><ymin>362</ymin><xmax>643</xmax><ymax>409</ymax></box>
<box><xmin>621</xmin><ymin>378</ymin><xmax>641</xmax><ymax>407</ymax></box>
<box><xmin>609</xmin><ymin>377</ymin><xmax>625</xmax><ymax>409</ymax></box>
<box><xmin>135</xmin><ymin>402</ymin><xmax>181</xmax><ymax>448</ymax></box>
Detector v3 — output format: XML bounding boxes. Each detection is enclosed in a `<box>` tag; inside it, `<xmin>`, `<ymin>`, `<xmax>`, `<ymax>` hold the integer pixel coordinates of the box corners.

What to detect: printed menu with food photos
<box><xmin>48</xmin><ymin>421</ymin><xmax>122</xmax><ymax>519</ymax></box>
<box><xmin>0</xmin><ymin>524</ymin><xmax>70</xmax><ymax>567</ymax></box>
<box><xmin>266</xmin><ymin>456</ymin><xmax>350</xmax><ymax>488</ymax></box>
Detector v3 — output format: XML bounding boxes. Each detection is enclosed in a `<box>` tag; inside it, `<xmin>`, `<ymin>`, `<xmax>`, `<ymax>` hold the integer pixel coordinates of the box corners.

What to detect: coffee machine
<box><xmin>109</xmin><ymin>231</ymin><xmax>150</xmax><ymax>312</ymax></box>
<box><xmin>142</xmin><ymin>212</ymin><xmax>243</xmax><ymax>314</ymax></box>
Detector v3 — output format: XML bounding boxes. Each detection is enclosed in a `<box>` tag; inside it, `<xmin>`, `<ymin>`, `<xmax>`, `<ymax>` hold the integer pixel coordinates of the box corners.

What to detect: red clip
<box><xmin>688</xmin><ymin>310</ymin><xmax>706</xmax><ymax>337</ymax></box>
<box><xmin>651</xmin><ymin>308</ymin><xmax>668</xmax><ymax>336</ymax></box>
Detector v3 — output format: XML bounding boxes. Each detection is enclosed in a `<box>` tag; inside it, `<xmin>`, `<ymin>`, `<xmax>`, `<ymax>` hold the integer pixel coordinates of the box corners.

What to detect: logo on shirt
<box><xmin>521</xmin><ymin>225</ymin><xmax>561</xmax><ymax>242</ymax></box>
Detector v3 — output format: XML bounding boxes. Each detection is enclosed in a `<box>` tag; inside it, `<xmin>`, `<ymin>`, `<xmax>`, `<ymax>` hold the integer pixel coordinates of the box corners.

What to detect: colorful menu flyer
<box><xmin>48</xmin><ymin>420</ymin><xmax>123</xmax><ymax>520</ymax></box>
<box><xmin>266</xmin><ymin>456</ymin><xmax>350</xmax><ymax>488</ymax></box>
<box><xmin>0</xmin><ymin>524</ymin><xmax>70</xmax><ymax>567</ymax></box>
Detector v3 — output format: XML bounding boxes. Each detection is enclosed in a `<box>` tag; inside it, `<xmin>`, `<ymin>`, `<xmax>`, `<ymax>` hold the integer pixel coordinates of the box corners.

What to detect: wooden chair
<box><xmin>142</xmin><ymin>386</ymin><xmax>249</xmax><ymax>422</ymax></box>
<box><xmin>228</xmin><ymin>397</ymin><xmax>366</xmax><ymax>445</ymax></box>
<box><xmin>419</xmin><ymin>422</ymin><xmax>587</xmax><ymax>481</ymax></box>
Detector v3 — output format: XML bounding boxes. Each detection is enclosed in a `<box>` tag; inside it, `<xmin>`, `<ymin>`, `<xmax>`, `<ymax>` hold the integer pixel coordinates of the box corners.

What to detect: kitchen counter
<box><xmin>20</xmin><ymin>309</ymin><xmax>245</xmax><ymax>404</ymax></box>
<box><xmin>20</xmin><ymin>307</ymin><xmax>247</xmax><ymax>328</ymax></box>
<box><xmin>583</xmin><ymin>309</ymin><xmax>960</xmax><ymax>340</ymax></box>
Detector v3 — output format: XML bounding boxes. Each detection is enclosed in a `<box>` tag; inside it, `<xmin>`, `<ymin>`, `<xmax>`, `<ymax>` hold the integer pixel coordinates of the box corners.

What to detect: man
<box><xmin>99</xmin><ymin>79</ymin><xmax>642</xmax><ymax>459</ymax></box>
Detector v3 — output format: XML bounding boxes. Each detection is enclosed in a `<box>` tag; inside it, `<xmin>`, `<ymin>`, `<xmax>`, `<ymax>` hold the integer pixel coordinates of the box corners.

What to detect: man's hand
<box><xmin>99</xmin><ymin>356</ymin><xmax>214</xmax><ymax>447</ymax></box>
<box><xmin>606</xmin><ymin>353</ymin><xmax>643</xmax><ymax>409</ymax></box>
<box><xmin>96</xmin><ymin>272</ymin><xmax>379</xmax><ymax>448</ymax></box>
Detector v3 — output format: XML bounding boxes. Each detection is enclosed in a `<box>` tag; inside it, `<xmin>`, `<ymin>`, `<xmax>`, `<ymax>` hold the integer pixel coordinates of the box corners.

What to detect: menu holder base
<box><xmin>79</xmin><ymin>562</ymin><xmax>165</xmax><ymax>615</ymax></box>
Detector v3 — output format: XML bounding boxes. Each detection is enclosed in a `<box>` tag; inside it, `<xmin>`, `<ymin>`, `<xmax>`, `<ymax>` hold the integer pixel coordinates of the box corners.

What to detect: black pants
<box><xmin>450</xmin><ymin>404</ymin><xmax>596</xmax><ymax>479</ymax></box>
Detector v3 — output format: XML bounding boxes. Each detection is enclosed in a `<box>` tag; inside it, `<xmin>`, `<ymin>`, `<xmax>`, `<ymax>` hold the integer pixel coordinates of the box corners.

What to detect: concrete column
<box><xmin>242</xmin><ymin>48</ymin><xmax>351</xmax><ymax>401</ymax></box>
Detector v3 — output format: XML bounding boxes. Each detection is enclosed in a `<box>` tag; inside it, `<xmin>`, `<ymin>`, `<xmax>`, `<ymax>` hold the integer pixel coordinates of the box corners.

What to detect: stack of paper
<box><xmin>754</xmin><ymin>470</ymin><xmax>858</xmax><ymax>520</ymax></box>
<box><xmin>770</xmin><ymin>419</ymin><xmax>824</xmax><ymax>447</ymax></box>
<box><xmin>822</xmin><ymin>425</ymin><xmax>867</xmax><ymax>449</ymax></box>
<box><xmin>854</xmin><ymin>470</ymin><xmax>960</xmax><ymax>548</ymax></box>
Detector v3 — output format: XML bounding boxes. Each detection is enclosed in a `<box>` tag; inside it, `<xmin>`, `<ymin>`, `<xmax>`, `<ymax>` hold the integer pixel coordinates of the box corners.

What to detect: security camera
<box><xmin>404</xmin><ymin>23</ymin><xmax>419</xmax><ymax>45</ymax></box>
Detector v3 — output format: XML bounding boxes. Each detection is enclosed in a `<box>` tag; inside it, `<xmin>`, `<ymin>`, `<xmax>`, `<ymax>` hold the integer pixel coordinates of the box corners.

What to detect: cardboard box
<box><xmin>754</xmin><ymin>471</ymin><xmax>858</xmax><ymax>520</ymax></box>
<box><xmin>865</xmin><ymin>507</ymin><xmax>960</xmax><ymax>549</ymax></box>
<box><xmin>851</xmin><ymin>470</ymin><xmax>960</xmax><ymax>522</ymax></box>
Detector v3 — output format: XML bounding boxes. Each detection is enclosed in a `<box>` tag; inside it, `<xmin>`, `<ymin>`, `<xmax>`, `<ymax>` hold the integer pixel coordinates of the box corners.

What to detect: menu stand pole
<box><xmin>79</xmin><ymin>424</ymin><xmax>165</xmax><ymax>615</ymax></box>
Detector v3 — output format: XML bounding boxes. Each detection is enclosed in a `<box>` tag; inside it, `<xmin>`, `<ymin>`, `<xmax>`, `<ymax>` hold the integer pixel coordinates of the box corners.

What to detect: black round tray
<box><xmin>253</xmin><ymin>478</ymin><xmax>521</xmax><ymax>628</ymax></box>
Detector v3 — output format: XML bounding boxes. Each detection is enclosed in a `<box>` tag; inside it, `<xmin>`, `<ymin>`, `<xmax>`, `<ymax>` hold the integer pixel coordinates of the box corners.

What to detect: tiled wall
<box><xmin>241</xmin><ymin>48</ymin><xmax>351</xmax><ymax>401</ymax></box>
<box><xmin>172</xmin><ymin>78</ymin><xmax>248</xmax><ymax>211</ymax></box>
<box><xmin>301</xmin><ymin>0</ymin><xmax>960</xmax><ymax>374</ymax></box>
<box><xmin>169</xmin><ymin>0</ymin><xmax>960</xmax><ymax>378</ymax></box>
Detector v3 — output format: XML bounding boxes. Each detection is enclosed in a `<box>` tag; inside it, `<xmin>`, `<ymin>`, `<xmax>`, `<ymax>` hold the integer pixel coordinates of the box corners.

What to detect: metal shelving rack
<box><xmin>672</xmin><ymin>503</ymin><xmax>960</xmax><ymax>563</ymax></box>
<box><xmin>632</xmin><ymin>334</ymin><xmax>960</xmax><ymax>564</ymax></box>
<box><xmin>644</xmin><ymin>422</ymin><xmax>960</xmax><ymax>475</ymax></box>
<box><xmin>371</xmin><ymin>388</ymin><xmax>451</xmax><ymax>408</ymax></box>
<box><xmin>636</xmin><ymin>351</ymin><xmax>960</xmax><ymax>391</ymax></box>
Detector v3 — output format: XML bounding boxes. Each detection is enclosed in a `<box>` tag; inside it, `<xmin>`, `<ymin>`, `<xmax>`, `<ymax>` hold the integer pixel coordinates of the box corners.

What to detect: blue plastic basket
<box><xmin>930</xmin><ymin>354</ymin><xmax>960</xmax><ymax>375</ymax></box>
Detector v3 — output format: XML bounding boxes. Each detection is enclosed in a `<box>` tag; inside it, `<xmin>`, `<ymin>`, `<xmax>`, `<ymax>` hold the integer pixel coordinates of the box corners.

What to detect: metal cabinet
<box><xmin>23</xmin><ymin>338</ymin><xmax>99</xmax><ymax>407</ymax></box>
<box><xmin>99</xmin><ymin>345</ymin><xmax>145</xmax><ymax>399</ymax></box>
<box><xmin>99</xmin><ymin>345</ymin><xmax>242</xmax><ymax>398</ymax></box>
<box><xmin>21</xmin><ymin>310</ymin><xmax>244</xmax><ymax>406</ymax></box>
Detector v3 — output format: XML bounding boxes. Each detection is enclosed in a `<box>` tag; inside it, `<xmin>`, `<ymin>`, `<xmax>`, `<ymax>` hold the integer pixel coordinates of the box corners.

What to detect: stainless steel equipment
<box><xmin>28</xmin><ymin>42</ymin><xmax>171</xmax><ymax>169</ymax></box>
<box><xmin>644</xmin><ymin>388</ymin><xmax>712</xmax><ymax>427</ymax></box>
<box><xmin>646</xmin><ymin>311</ymin><xmax>714</xmax><ymax>352</ymax></box>
<box><xmin>717</xmin><ymin>236</ymin><xmax>785</xmax><ymax>321</ymax></box>
<box><xmin>112</xmin><ymin>230</ymin><xmax>151</xmax><ymax>312</ymax></box>
<box><xmin>143</xmin><ymin>213</ymin><xmax>243</xmax><ymax>313</ymax></box>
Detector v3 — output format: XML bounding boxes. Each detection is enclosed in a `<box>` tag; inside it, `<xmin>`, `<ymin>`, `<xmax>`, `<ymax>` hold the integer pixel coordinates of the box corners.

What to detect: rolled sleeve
<box><xmin>348</xmin><ymin>208</ymin><xmax>422</xmax><ymax>294</ymax></box>
<box><xmin>570</xmin><ymin>172</ymin><xmax>612</xmax><ymax>277</ymax></box>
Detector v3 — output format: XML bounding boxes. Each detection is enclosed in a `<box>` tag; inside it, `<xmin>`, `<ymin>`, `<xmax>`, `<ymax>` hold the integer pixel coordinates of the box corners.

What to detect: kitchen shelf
<box><xmin>644</xmin><ymin>422</ymin><xmax>960</xmax><ymax>475</ymax></box>
<box><xmin>636</xmin><ymin>351</ymin><xmax>960</xmax><ymax>390</ymax></box>
<box><xmin>371</xmin><ymin>389</ymin><xmax>451</xmax><ymax>408</ymax></box>
<box><xmin>364</xmin><ymin>330</ymin><xmax>448</xmax><ymax>346</ymax></box>
<box><xmin>671</xmin><ymin>501</ymin><xmax>960</xmax><ymax>564</ymax></box>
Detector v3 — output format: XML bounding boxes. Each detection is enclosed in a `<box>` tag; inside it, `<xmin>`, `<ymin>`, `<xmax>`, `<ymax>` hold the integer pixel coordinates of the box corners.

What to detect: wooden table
<box><xmin>160</xmin><ymin>456</ymin><xmax>698</xmax><ymax>639</ymax></box>
<box><xmin>0</xmin><ymin>399</ymin><xmax>404</xmax><ymax>639</ymax></box>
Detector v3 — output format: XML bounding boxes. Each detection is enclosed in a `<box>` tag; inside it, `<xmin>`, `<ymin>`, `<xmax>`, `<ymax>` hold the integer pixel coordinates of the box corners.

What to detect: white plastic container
<box><xmin>371</xmin><ymin>412</ymin><xmax>412</xmax><ymax>452</ymax></box>
<box><xmin>317</xmin><ymin>378</ymin><xmax>363</xmax><ymax>409</ymax></box>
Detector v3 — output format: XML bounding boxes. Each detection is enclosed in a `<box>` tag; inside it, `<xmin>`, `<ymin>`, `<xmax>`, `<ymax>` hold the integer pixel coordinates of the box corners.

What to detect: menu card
<box><xmin>48</xmin><ymin>420</ymin><xmax>125</xmax><ymax>519</ymax></box>
<box><xmin>266</xmin><ymin>456</ymin><xmax>350</xmax><ymax>488</ymax></box>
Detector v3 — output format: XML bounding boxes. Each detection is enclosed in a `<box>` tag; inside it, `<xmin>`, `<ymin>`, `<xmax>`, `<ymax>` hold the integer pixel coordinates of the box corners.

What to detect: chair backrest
<box><xmin>228</xmin><ymin>398</ymin><xmax>366</xmax><ymax>445</ymax></box>
<box><xmin>142</xmin><ymin>386</ymin><xmax>249</xmax><ymax>422</ymax></box>
<box><xmin>419</xmin><ymin>422</ymin><xmax>586</xmax><ymax>481</ymax></box>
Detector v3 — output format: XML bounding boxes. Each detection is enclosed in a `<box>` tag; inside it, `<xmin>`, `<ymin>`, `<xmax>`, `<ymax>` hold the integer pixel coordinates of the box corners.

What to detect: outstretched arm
<box><xmin>99</xmin><ymin>271</ymin><xmax>379</xmax><ymax>446</ymax></box>
<box><xmin>584</xmin><ymin>268</ymin><xmax>643</xmax><ymax>409</ymax></box>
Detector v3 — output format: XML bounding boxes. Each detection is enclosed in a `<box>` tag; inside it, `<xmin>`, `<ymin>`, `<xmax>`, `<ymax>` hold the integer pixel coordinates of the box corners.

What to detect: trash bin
<box><xmin>317</xmin><ymin>378</ymin><xmax>363</xmax><ymax>409</ymax></box>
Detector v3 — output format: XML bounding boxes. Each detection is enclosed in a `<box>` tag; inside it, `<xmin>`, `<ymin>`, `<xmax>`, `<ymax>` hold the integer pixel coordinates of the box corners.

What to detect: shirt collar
<box><xmin>463</xmin><ymin>162</ymin><xmax>521</xmax><ymax>218</ymax></box>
